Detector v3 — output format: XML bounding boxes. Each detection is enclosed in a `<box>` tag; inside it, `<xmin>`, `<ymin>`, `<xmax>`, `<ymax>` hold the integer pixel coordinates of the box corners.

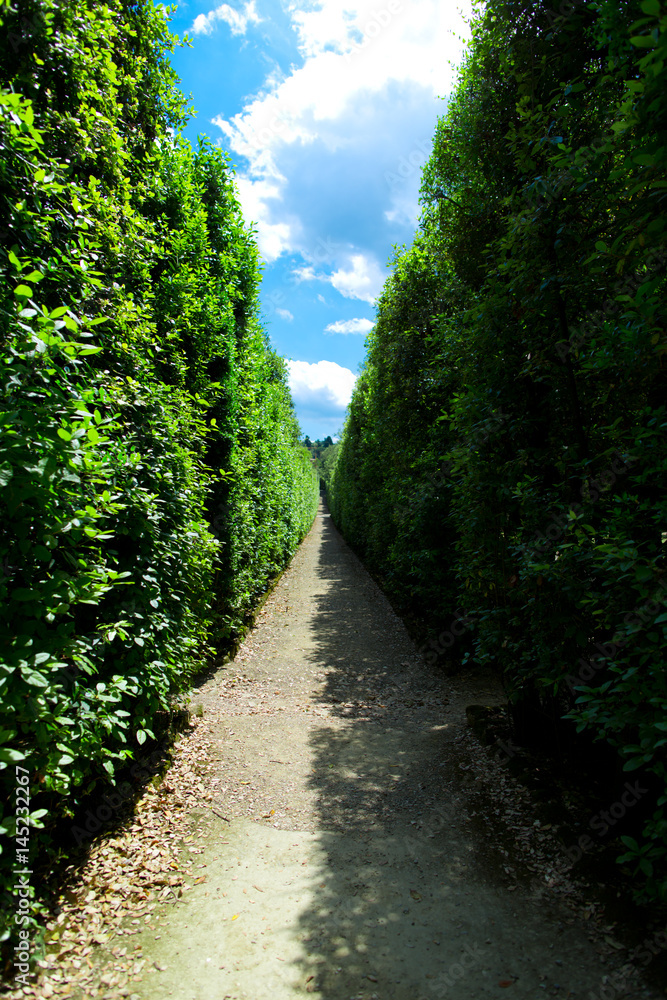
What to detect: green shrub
<box><xmin>331</xmin><ymin>0</ymin><xmax>667</xmax><ymax>902</ymax></box>
<box><xmin>0</xmin><ymin>0</ymin><xmax>317</xmax><ymax>949</ymax></box>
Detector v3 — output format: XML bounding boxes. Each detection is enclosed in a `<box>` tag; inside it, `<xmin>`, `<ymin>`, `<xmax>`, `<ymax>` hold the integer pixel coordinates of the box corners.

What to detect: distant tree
<box><xmin>316</xmin><ymin>442</ymin><xmax>340</xmax><ymax>485</ymax></box>
<box><xmin>304</xmin><ymin>436</ymin><xmax>313</xmax><ymax>449</ymax></box>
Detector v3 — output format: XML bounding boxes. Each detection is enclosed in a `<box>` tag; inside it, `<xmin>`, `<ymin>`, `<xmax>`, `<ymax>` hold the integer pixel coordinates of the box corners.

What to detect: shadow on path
<box><xmin>290</xmin><ymin>507</ymin><xmax>605</xmax><ymax>1000</ymax></box>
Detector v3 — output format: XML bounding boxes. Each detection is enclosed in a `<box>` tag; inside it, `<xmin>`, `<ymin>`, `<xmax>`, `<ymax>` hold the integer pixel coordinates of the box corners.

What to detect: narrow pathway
<box><xmin>82</xmin><ymin>503</ymin><xmax>655</xmax><ymax>1000</ymax></box>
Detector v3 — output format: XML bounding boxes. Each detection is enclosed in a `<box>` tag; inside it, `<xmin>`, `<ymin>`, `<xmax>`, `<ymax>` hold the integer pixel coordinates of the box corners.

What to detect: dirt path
<box><xmin>24</xmin><ymin>501</ymin><xmax>659</xmax><ymax>1000</ymax></box>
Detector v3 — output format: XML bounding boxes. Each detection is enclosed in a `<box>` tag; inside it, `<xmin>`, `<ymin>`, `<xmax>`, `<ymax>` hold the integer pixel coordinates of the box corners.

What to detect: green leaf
<box><xmin>0</xmin><ymin>463</ymin><xmax>13</xmax><ymax>487</ymax></box>
<box><xmin>13</xmin><ymin>285</ymin><xmax>33</xmax><ymax>298</ymax></box>
<box><xmin>136</xmin><ymin>729</ymin><xmax>147</xmax><ymax>745</ymax></box>
<box><xmin>633</xmin><ymin>153</ymin><xmax>656</xmax><ymax>166</ymax></box>
<box><xmin>624</xmin><ymin>756</ymin><xmax>650</xmax><ymax>771</ymax></box>
<box><xmin>11</xmin><ymin>589</ymin><xmax>39</xmax><ymax>601</ymax></box>
<box><xmin>21</xmin><ymin>669</ymin><xmax>49</xmax><ymax>688</ymax></box>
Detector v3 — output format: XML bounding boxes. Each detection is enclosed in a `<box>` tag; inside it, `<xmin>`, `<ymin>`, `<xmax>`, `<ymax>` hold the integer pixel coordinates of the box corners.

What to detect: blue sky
<box><xmin>166</xmin><ymin>0</ymin><xmax>473</xmax><ymax>439</ymax></box>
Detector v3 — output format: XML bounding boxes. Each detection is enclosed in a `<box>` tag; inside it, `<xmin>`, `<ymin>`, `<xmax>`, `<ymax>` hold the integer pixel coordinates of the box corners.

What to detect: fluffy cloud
<box><xmin>191</xmin><ymin>1</ymin><xmax>260</xmax><ymax>36</ymax></box>
<box><xmin>290</xmin><ymin>253</ymin><xmax>384</xmax><ymax>304</ymax></box>
<box><xmin>276</xmin><ymin>307</ymin><xmax>294</xmax><ymax>321</ymax></box>
<box><xmin>329</xmin><ymin>255</ymin><xmax>385</xmax><ymax>303</ymax></box>
<box><xmin>325</xmin><ymin>318</ymin><xmax>374</xmax><ymax>335</ymax></box>
<box><xmin>212</xmin><ymin>0</ymin><xmax>473</xmax><ymax>274</ymax></box>
<box><xmin>287</xmin><ymin>360</ymin><xmax>356</xmax><ymax>414</ymax></box>
<box><xmin>232</xmin><ymin>176</ymin><xmax>301</xmax><ymax>263</ymax></box>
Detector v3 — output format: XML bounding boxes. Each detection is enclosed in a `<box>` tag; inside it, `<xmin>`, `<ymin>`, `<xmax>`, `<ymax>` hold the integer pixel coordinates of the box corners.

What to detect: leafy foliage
<box><xmin>0</xmin><ymin>0</ymin><xmax>317</xmax><ymax>946</ymax></box>
<box><xmin>331</xmin><ymin>0</ymin><xmax>667</xmax><ymax>901</ymax></box>
<box><xmin>303</xmin><ymin>436</ymin><xmax>339</xmax><ymax>486</ymax></box>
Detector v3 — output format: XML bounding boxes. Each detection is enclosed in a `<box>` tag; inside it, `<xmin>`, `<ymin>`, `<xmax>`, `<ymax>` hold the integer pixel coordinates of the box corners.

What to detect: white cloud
<box><xmin>330</xmin><ymin>254</ymin><xmax>384</xmax><ymax>303</ymax></box>
<box><xmin>276</xmin><ymin>307</ymin><xmax>294</xmax><ymax>321</ymax></box>
<box><xmin>233</xmin><ymin>176</ymin><xmax>301</xmax><ymax>263</ymax></box>
<box><xmin>292</xmin><ymin>264</ymin><xmax>318</xmax><ymax>284</ymax></box>
<box><xmin>325</xmin><ymin>318</ymin><xmax>374</xmax><ymax>335</ymax></box>
<box><xmin>287</xmin><ymin>360</ymin><xmax>357</xmax><ymax>413</ymax></box>
<box><xmin>212</xmin><ymin>0</ymin><xmax>473</xmax><ymax>272</ymax></box>
<box><xmin>191</xmin><ymin>1</ymin><xmax>260</xmax><ymax>36</ymax></box>
<box><xmin>290</xmin><ymin>253</ymin><xmax>384</xmax><ymax>304</ymax></box>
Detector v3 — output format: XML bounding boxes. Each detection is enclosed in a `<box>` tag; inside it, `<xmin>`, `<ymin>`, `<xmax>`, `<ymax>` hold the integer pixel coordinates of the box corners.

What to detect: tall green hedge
<box><xmin>331</xmin><ymin>0</ymin><xmax>667</xmax><ymax>901</ymax></box>
<box><xmin>0</xmin><ymin>0</ymin><xmax>317</xmax><ymax>946</ymax></box>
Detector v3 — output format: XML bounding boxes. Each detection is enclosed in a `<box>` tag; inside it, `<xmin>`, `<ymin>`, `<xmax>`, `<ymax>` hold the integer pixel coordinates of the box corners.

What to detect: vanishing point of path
<box><xmin>85</xmin><ymin>501</ymin><xmax>656</xmax><ymax>1000</ymax></box>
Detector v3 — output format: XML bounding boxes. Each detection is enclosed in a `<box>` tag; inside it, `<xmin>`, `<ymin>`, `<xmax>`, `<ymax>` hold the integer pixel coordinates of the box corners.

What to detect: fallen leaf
<box><xmin>231</xmin><ymin>914</ymin><xmax>239</xmax><ymax>920</ymax></box>
<box><xmin>410</xmin><ymin>890</ymin><xmax>422</xmax><ymax>901</ymax></box>
<box><xmin>499</xmin><ymin>979</ymin><xmax>514</xmax><ymax>987</ymax></box>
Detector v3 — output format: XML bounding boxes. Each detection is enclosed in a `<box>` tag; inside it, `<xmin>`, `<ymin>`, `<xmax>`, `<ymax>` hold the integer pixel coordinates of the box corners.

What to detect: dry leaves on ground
<box><xmin>1</xmin><ymin>715</ymin><xmax>224</xmax><ymax>1000</ymax></box>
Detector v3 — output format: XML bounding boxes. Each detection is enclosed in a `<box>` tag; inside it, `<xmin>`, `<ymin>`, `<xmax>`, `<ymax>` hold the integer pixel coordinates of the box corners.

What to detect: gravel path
<box><xmin>14</xmin><ymin>500</ymin><xmax>659</xmax><ymax>1000</ymax></box>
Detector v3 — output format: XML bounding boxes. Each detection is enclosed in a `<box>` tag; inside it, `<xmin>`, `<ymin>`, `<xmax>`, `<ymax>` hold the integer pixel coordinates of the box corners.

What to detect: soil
<box><xmin>5</xmin><ymin>501</ymin><xmax>663</xmax><ymax>1000</ymax></box>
